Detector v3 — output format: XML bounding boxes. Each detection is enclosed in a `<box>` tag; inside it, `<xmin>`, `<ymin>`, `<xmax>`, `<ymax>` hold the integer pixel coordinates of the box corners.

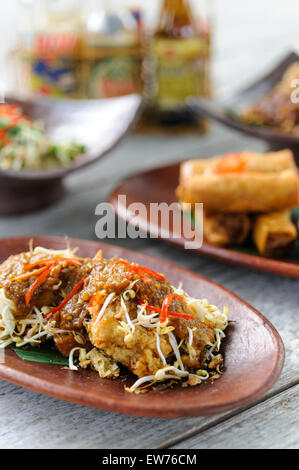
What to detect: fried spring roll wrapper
<box><xmin>180</xmin><ymin>149</ymin><xmax>296</xmax><ymax>183</ymax></box>
<box><xmin>176</xmin><ymin>169</ymin><xmax>299</xmax><ymax>213</ymax></box>
<box><xmin>252</xmin><ymin>210</ymin><xmax>297</xmax><ymax>257</ymax></box>
<box><xmin>202</xmin><ymin>212</ymin><xmax>251</xmax><ymax>245</ymax></box>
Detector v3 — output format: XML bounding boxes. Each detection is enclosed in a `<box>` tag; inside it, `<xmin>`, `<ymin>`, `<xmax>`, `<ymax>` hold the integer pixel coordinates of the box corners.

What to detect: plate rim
<box><xmin>0</xmin><ymin>235</ymin><xmax>285</xmax><ymax>418</ymax></box>
<box><xmin>109</xmin><ymin>160</ymin><xmax>299</xmax><ymax>279</ymax></box>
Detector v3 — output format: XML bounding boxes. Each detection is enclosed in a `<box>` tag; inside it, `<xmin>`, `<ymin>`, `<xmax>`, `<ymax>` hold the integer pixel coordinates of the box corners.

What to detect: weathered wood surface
<box><xmin>0</xmin><ymin>0</ymin><xmax>299</xmax><ymax>450</ymax></box>
<box><xmin>172</xmin><ymin>385</ymin><xmax>299</xmax><ymax>449</ymax></box>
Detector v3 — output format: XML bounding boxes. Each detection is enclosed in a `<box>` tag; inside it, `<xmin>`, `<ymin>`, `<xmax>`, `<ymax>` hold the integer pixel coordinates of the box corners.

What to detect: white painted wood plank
<box><xmin>171</xmin><ymin>385</ymin><xmax>299</xmax><ymax>449</ymax></box>
<box><xmin>0</xmin><ymin>369</ymin><xmax>297</xmax><ymax>449</ymax></box>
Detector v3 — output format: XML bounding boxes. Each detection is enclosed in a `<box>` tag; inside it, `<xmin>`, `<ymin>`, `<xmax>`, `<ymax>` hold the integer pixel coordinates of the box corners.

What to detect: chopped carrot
<box><xmin>24</xmin><ymin>257</ymin><xmax>82</xmax><ymax>270</ymax></box>
<box><xmin>212</xmin><ymin>152</ymin><xmax>247</xmax><ymax>174</ymax></box>
<box><xmin>10</xmin><ymin>266</ymin><xmax>50</xmax><ymax>282</ymax></box>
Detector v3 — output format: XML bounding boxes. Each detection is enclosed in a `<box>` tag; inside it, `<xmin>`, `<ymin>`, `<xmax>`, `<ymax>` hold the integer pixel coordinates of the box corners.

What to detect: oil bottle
<box><xmin>145</xmin><ymin>0</ymin><xmax>211</xmax><ymax>128</ymax></box>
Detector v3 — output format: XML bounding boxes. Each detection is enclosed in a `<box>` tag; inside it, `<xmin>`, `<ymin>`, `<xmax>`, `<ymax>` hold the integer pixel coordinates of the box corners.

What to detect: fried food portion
<box><xmin>177</xmin><ymin>150</ymin><xmax>299</xmax><ymax>255</ymax></box>
<box><xmin>168</xmin><ymin>315</ymin><xmax>217</xmax><ymax>369</ymax></box>
<box><xmin>0</xmin><ymin>250</ymin><xmax>61</xmax><ymax>317</ymax></box>
<box><xmin>87</xmin><ymin>298</ymin><xmax>173</xmax><ymax>377</ymax></box>
<box><xmin>252</xmin><ymin>210</ymin><xmax>298</xmax><ymax>257</ymax></box>
<box><xmin>179</xmin><ymin>150</ymin><xmax>297</xmax><ymax>183</ymax></box>
<box><xmin>84</xmin><ymin>259</ymin><xmax>175</xmax><ymax>377</ymax></box>
<box><xmin>0</xmin><ymin>246</ymin><xmax>93</xmax><ymax>355</ymax></box>
<box><xmin>0</xmin><ymin>248</ymin><xmax>228</xmax><ymax>393</ymax></box>
<box><xmin>176</xmin><ymin>169</ymin><xmax>299</xmax><ymax>213</ymax></box>
<box><xmin>177</xmin><ymin>150</ymin><xmax>299</xmax><ymax>213</ymax></box>
<box><xmin>202</xmin><ymin>211</ymin><xmax>251</xmax><ymax>245</ymax></box>
<box><xmin>85</xmin><ymin>258</ymin><xmax>225</xmax><ymax>379</ymax></box>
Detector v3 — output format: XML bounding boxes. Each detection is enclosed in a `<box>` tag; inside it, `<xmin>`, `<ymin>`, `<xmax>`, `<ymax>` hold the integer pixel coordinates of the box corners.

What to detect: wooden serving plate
<box><xmin>0</xmin><ymin>236</ymin><xmax>284</xmax><ymax>418</ymax></box>
<box><xmin>110</xmin><ymin>162</ymin><xmax>299</xmax><ymax>279</ymax></box>
<box><xmin>0</xmin><ymin>94</ymin><xmax>142</xmax><ymax>214</ymax></box>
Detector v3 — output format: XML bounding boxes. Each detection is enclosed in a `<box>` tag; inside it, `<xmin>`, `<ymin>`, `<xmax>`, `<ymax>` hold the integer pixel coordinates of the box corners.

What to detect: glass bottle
<box><xmin>146</xmin><ymin>0</ymin><xmax>211</xmax><ymax>127</ymax></box>
<box><xmin>82</xmin><ymin>0</ymin><xmax>142</xmax><ymax>99</ymax></box>
<box><xmin>16</xmin><ymin>0</ymin><xmax>84</xmax><ymax>98</ymax></box>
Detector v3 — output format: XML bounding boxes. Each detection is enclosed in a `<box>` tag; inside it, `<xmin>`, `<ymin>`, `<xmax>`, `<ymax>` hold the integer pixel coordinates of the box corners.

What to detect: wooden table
<box><xmin>0</xmin><ymin>0</ymin><xmax>298</xmax><ymax>450</ymax></box>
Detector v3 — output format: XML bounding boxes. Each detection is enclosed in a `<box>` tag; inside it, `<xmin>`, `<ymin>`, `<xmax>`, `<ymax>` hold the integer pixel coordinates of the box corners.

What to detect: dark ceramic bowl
<box><xmin>0</xmin><ymin>94</ymin><xmax>142</xmax><ymax>214</ymax></box>
<box><xmin>188</xmin><ymin>52</ymin><xmax>299</xmax><ymax>162</ymax></box>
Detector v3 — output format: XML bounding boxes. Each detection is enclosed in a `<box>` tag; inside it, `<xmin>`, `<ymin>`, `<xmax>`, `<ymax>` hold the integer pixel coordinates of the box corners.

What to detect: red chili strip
<box><xmin>112</xmin><ymin>260</ymin><xmax>165</xmax><ymax>284</ymax></box>
<box><xmin>162</xmin><ymin>310</ymin><xmax>195</xmax><ymax>320</ymax></box>
<box><xmin>112</xmin><ymin>260</ymin><xmax>133</xmax><ymax>273</ymax></box>
<box><xmin>137</xmin><ymin>266</ymin><xmax>165</xmax><ymax>282</ymax></box>
<box><xmin>88</xmin><ymin>293</ymin><xmax>97</xmax><ymax>308</ymax></box>
<box><xmin>111</xmin><ymin>260</ymin><xmax>134</xmax><ymax>280</ymax></box>
<box><xmin>112</xmin><ymin>260</ymin><xmax>152</xmax><ymax>283</ymax></box>
<box><xmin>160</xmin><ymin>294</ymin><xmax>185</xmax><ymax>323</ymax></box>
<box><xmin>137</xmin><ymin>300</ymin><xmax>194</xmax><ymax>321</ymax></box>
<box><xmin>45</xmin><ymin>276</ymin><xmax>87</xmax><ymax>317</ymax></box>
<box><xmin>25</xmin><ymin>266</ymin><xmax>53</xmax><ymax>306</ymax></box>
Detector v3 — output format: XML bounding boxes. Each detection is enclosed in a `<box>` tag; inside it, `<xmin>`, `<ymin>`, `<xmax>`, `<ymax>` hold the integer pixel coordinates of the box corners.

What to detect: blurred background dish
<box><xmin>109</xmin><ymin>160</ymin><xmax>299</xmax><ymax>278</ymax></box>
<box><xmin>0</xmin><ymin>0</ymin><xmax>211</xmax><ymax>214</ymax></box>
<box><xmin>188</xmin><ymin>52</ymin><xmax>299</xmax><ymax>162</ymax></box>
<box><xmin>6</xmin><ymin>0</ymin><xmax>212</xmax><ymax>132</ymax></box>
<box><xmin>0</xmin><ymin>94</ymin><xmax>141</xmax><ymax>214</ymax></box>
<box><xmin>176</xmin><ymin>150</ymin><xmax>299</xmax><ymax>259</ymax></box>
<box><xmin>0</xmin><ymin>103</ymin><xmax>86</xmax><ymax>171</ymax></box>
<box><xmin>238</xmin><ymin>61</ymin><xmax>299</xmax><ymax>136</ymax></box>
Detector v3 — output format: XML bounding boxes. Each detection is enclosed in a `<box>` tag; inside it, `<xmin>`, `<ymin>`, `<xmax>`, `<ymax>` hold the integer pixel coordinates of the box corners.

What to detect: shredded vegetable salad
<box><xmin>0</xmin><ymin>104</ymin><xmax>85</xmax><ymax>171</ymax></box>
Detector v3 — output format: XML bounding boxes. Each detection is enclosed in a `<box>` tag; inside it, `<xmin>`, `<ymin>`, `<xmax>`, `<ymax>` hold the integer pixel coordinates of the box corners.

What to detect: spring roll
<box><xmin>178</xmin><ymin>202</ymin><xmax>251</xmax><ymax>245</ymax></box>
<box><xmin>252</xmin><ymin>210</ymin><xmax>297</xmax><ymax>257</ymax></box>
<box><xmin>180</xmin><ymin>149</ymin><xmax>296</xmax><ymax>183</ymax></box>
<box><xmin>176</xmin><ymin>169</ymin><xmax>299</xmax><ymax>213</ymax></box>
<box><xmin>202</xmin><ymin>212</ymin><xmax>251</xmax><ymax>245</ymax></box>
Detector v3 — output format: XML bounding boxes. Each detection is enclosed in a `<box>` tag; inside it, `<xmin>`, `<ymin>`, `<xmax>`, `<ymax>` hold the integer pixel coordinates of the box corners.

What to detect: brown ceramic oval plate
<box><xmin>0</xmin><ymin>236</ymin><xmax>284</xmax><ymax>418</ymax></box>
<box><xmin>110</xmin><ymin>162</ymin><xmax>299</xmax><ymax>278</ymax></box>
